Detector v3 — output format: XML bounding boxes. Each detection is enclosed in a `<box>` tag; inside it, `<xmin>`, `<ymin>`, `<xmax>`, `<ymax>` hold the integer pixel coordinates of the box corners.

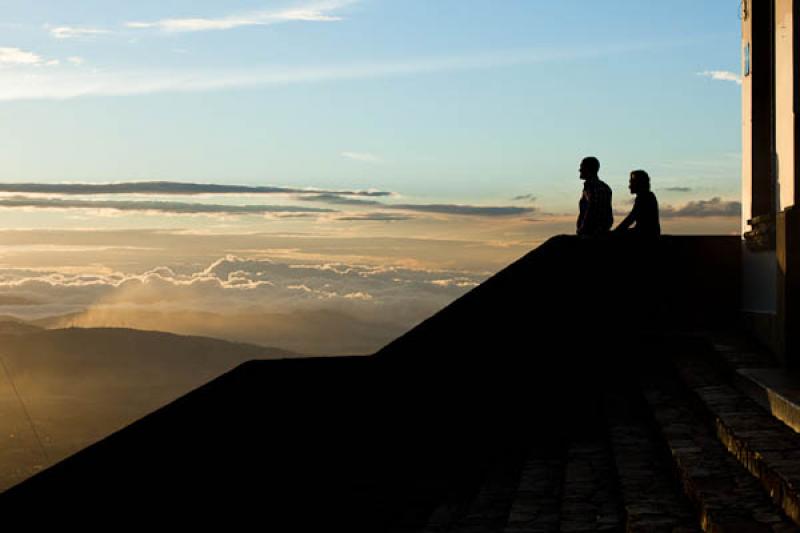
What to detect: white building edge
<box><xmin>742</xmin><ymin>0</ymin><xmax>800</xmax><ymax>362</ymax></box>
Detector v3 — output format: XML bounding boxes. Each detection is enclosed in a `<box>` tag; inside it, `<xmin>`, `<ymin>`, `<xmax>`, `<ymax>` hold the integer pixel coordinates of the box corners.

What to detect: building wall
<box><xmin>743</xmin><ymin>246</ymin><xmax>778</xmax><ymax>312</ymax></box>
<box><xmin>742</xmin><ymin>0</ymin><xmax>779</xmax><ymax>315</ymax></box>
<box><xmin>776</xmin><ymin>0</ymin><xmax>795</xmax><ymax>210</ymax></box>
<box><xmin>743</xmin><ymin>3</ymin><xmax>755</xmax><ymax>234</ymax></box>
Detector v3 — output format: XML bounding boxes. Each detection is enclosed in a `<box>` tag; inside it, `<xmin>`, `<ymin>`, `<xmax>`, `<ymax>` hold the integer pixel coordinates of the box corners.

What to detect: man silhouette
<box><xmin>576</xmin><ymin>156</ymin><xmax>613</xmax><ymax>236</ymax></box>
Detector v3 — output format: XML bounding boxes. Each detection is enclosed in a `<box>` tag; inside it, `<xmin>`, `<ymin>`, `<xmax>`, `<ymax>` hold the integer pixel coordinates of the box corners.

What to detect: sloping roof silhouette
<box><xmin>0</xmin><ymin>235</ymin><xmax>743</xmax><ymax>529</ymax></box>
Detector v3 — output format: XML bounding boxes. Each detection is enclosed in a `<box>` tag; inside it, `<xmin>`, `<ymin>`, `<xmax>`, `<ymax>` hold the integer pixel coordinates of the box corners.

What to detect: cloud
<box><xmin>336</xmin><ymin>213</ymin><xmax>414</xmax><ymax>222</ymax></box>
<box><xmin>662</xmin><ymin>187</ymin><xmax>692</xmax><ymax>192</ymax></box>
<box><xmin>699</xmin><ymin>70</ymin><xmax>742</xmax><ymax>85</ymax></box>
<box><xmin>48</xmin><ymin>26</ymin><xmax>110</xmax><ymax>40</ymax></box>
<box><xmin>301</xmin><ymin>193</ymin><xmax>536</xmax><ymax>217</ymax></box>
<box><xmin>0</xmin><ymin>227</ymin><xmax>524</xmax><ymax>283</ymax></box>
<box><xmin>0</xmin><ymin>196</ymin><xmax>335</xmax><ymax>216</ymax></box>
<box><xmin>126</xmin><ymin>0</ymin><xmax>356</xmax><ymax>32</ymax></box>
<box><xmin>0</xmin><ymin>43</ymin><xmax>663</xmax><ymax>101</ymax></box>
<box><xmin>512</xmin><ymin>194</ymin><xmax>537</xmax><ymax>202</ymax></box>
<box><xmin>0</xmin><ymin>255</ymin><xmax>487</xmax><ymax>353</ymax></box>
<box><xmin>0</xmin><ymin>47</ymin><xmax>43</xmax><ymax>65</ymax></box>
<box><xmin>0</xmin><ymin>255</ymin><xmax>485</xmax><ymax>311</ymax></box>
<box><xmin>301</xmin><ymin>193</ymin><xmax>379</xmax><ymax>206</ymax></box>
<box><xmin>67</xmin><ymin>56</ymin><xmax>85</xmax><ymax>66</ymax></box>
<box><xmin>341</xmin><ymin>151</ymin><xmax>382</xmax><ymax>163</ymax></box>
<box><xmin>0</xmin><ymin>181</ymin><xmax>390</xmax><ymax>197</ymax></box>
<box><xmin>391</xmin><ymin>203</ymin><xmax>534</xmax><ymax>217</ymax></box>
<box><xmin>661</xmin><ymin>197</ymin><xmax>741</xmax><ymax>218</ymax></box>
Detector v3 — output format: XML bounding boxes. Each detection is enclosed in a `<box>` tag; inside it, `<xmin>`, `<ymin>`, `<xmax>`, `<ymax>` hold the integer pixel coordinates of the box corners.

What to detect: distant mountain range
<box><xmin>0</xmin><ymin>322</ymin><xmax>298</xmax><ymax>492</ymax></box>
<box><xmin>31</xmin><ymin>307</ymin><xmax>408</xmax><ymax>356</ymax></box>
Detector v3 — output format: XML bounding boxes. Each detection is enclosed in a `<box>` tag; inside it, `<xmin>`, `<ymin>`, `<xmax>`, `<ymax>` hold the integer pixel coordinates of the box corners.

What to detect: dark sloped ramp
<box><xmin>0</xmin><ymin>235</ymin><xmax>740</xmax><ymax>529</ymax></box>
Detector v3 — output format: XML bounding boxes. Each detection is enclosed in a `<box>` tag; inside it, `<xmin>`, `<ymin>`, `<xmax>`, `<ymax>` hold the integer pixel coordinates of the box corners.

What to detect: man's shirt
<box><xmin>577</xmin><ymin>178</ymin><xmax>613</xmax><ymax>236</ymax></box>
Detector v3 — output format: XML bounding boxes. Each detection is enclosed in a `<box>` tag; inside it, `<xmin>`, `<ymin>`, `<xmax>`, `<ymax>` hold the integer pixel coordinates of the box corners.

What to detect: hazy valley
<box><xmin>0</xmin><ymin>322</ymin><xmax>297</xmax><ymax>492</ymax></box>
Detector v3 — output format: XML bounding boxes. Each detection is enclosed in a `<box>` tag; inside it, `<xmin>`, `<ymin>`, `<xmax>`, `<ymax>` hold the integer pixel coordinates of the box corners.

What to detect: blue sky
<box><xmin>0</xmin><ymin>0</ymin><xmax>741</xmax><ymax>208</ymax></box>
<box><xmin>0</xmin><ymin>0</ymin><xmax>745</xmax><ymax>326</ymax></box>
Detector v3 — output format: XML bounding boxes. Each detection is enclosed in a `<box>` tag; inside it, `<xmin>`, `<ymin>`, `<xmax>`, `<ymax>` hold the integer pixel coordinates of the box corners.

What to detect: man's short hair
<box><xmin>581</xmin><ymin>156</ymin><xmax>600</xmax><ymax>174</ymax></box>
<box><xmin>630</xmin><ymin>169</ymin><xmax>651</xmax><ymax>191</ymax></box>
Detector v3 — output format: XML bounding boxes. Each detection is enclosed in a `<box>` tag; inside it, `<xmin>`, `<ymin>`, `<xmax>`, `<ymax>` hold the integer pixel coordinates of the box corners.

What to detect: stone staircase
<box><xmin>409</xmin><ymin>332</ymin><xmax>800</xmax><ymax>533</ymax></box>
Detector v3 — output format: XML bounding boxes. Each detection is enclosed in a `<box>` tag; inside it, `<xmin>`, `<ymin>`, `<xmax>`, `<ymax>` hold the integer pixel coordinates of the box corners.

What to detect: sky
<box><xmin>0</xmin><ymin>0</ymin><xmax>744</xmax><ymax>352</ymax></box>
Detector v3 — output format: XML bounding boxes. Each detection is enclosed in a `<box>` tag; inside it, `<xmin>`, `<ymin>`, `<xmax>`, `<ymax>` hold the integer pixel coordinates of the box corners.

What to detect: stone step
<box><xmin>421</xmin><ymin>447</ymin><xmax>526</xmax><ymax>533</ymax></box>
<box><xmin>502</xmin><ymin>447</ymin><xmax>563</xmax><ymax>533</ymax></box>
<box><xmin>706</xmin><ymin>331</ymin><xmax>779</xmax><ymax>370</ymax></box>
<box><xmin>668</xmin><ymin>351</ymin><xmax>800</xmax><ymax>529</ymax></box>
<box><xmin>692</xmin><ymin>333</ymin><xmax>800</xmax><ymax>436</ymax></box>
<box><xmin>698</xmin><ymin>332</ymin><xmax>800</xmax><ymax>437</ymax></box>
<box><xmin>641</xmin><ymin>369</ymin><xmax>795</xmax><ymax>531</ymax></box>
<box><xmin>604</xmin><ymin>391</ymin><xmax>700</xmax><ymax>532</ymax></box>
<box><xmin>736</xmin><ymin>368</ymin><xmax>800</xmax><ymax>435</ymax></box>
<box><xmin>558</xmin><ymin>439</ymin><xmax>622</xmax><ymax>532</ymax></box>
<box><xmin>421</xmin><ymin>486</ymin><xmax>479</xmax><ymax>532</ymax></box>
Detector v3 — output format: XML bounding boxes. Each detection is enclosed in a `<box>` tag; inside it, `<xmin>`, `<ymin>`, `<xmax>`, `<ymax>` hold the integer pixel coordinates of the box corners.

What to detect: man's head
<box><xmin>629</xmin><ymin>170</ymin><xmax>651</xmax><ymax>194</ymax></box>
<box><xmin>579</xmin><ymin>157</ymin><xmax>600</xmax><ymax>180</ymax></box>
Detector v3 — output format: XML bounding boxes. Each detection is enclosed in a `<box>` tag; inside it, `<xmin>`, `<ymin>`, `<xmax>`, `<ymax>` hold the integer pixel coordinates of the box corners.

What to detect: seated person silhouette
<box><xmin>576</xmin><ymin>156</ymin><xmax>613</xmax><ymax>236</ymax></box>
<box><xmin>614</xmin><ymin>170</ymin><xmax>661</xmax><ymax>237</ymax></box>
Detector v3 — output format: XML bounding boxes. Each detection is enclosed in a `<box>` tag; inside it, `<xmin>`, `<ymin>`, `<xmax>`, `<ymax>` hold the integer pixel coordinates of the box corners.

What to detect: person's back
<box><xmin>576</xmin><ymin>157</ymin><xmax>613</xmax><ymax>236</ymax></box>
<box><xmin>615</xmin><ymin>170</ymin><xmax>660</xmax><ymax>237</ymax></box>
<box><xmin>630</xmin><ymin>190</ymin><xmax>660</xmax><ymax>236</ymax></box>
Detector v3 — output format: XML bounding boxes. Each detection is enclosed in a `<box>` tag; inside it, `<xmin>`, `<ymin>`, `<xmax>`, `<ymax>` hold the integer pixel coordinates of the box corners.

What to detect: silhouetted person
<box><xmin>576</xmin><ymin>156</ymin><xmax>613</xmax><ymax>236</ymax></box>
<box><xmin>614</xmin><ymin>170</ymin><xmax>661</xmax><ymax>237</ymax></box>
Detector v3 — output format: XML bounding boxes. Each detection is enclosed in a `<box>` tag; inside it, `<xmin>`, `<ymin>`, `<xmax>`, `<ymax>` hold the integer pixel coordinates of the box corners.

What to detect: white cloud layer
<box><xmin>127</xmin><ymin>0</ymin><xmax>356</xmax><ymax>32</ymax></box>
<box><xmin>0</xmin><ymin>255</ymin><xmax>485</xmax><ymax>352</ymax></box>
<box><xmin>0</xmin><ymin>256</ymin><xmax>482</xmax><ymax>308</ymax></box>
<box><xmin>0</xmin><ymin>255</ymin><xmax>484</xmax><ymax>320</ymax></box>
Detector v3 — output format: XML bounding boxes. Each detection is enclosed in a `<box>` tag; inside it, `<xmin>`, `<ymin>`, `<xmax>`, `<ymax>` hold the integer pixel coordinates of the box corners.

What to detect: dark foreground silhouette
<box><xmin>576</xmin><ymin>156</ymin><xmax>613</xmax><ymax>236</ymax></box>
<box><xmin>615</xmin><ymin>169</ymin><xmax>661</xmax><ymax>237</ymax></box>
<box><xmin>0</xmin><ymin>235</ymin><xmax>740</xmax><ymax>528</ymax></box>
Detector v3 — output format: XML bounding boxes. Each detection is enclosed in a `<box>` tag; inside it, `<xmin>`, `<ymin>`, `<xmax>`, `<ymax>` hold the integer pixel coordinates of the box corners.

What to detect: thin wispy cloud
<box><xmin>48</xmin><ymin>26</ymin><xmax>110</xmax><ymax>40</ymax></box>
<box><xmin>337</xmin><ymin>213</ymin><xmax>414</xmax><ymax>222</ymax></box>
<box><xmin>127</xmin><ymin>0</ymin><xmax>356</xmax><ymax>32</ymax></box>
<box><xmin>663</xmin><ymin>187</ymin><xmax>692</xmax><ymax>192</ymax></box>
<box><xmin>341</xmin><ymin>151</ymin><xmax>382</xmax><ymax>163</ymax></box>
<box><xmin>0</xmin><ymin>196</ymin><xmax>335</xmax><ymax>216</ymax></box>
<box><xmin>301</xmin><ymin>193</ymin><xmax>536</xmax><ymax>217</ymax></box>
<box><xmin>392</xmin><ymin>203</ymin><xmax>535</xmax><ymax>217</ymax></box>
<box><xmin>0</xmin><ymin>43</ymin><xmax>664</xmax><ymax>102</ymax></box>
<box><xmin>302</xmin><ymin>193</ymin><xmax>380</xmax><ymax>206</ymax></box>
<box><xmin>512</xmin><ymin>194</ymin><xmax>537</xmax><ymax>202</ymax></box>
<box><xmin>0</xmin><ymin>181</ymin><xmax>391</xmax><ymax>197</ymax></box>
<box><xmin>698</xmin><ymin>70</ymin><xmax>742</xmax><ymax>85</ymax></box>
